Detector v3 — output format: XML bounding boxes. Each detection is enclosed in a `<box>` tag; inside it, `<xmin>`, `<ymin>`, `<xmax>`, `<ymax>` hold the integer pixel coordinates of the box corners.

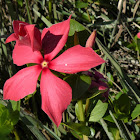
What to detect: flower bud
<box><xmin>137</xmin><ymin>32</ymin><xmax>140</xmax><ymax>39</ymax></box>
<box><xmin>85</xmin><ymin>30</ymin><xmax>96</xmax><ymax>48</ymax></box>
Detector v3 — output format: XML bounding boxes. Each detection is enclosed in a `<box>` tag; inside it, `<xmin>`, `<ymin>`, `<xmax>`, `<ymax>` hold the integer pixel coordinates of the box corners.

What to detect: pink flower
<box><xmin>137</xmin><ymin>32</ymin><xmax>140</xmax><ymax>39</ymax></box>
<box><xmin>4</xmin><ymin>16</ymin><xmax>105</xmax><ymax>126</ymax></box>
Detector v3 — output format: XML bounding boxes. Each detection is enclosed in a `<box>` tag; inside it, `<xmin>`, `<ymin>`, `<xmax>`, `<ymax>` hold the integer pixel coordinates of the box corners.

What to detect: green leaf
<box><xmin>62</xmin><ymin>122</ymin><xmax>91</xmax><ymax>136</ymax></box>
<box><xmin>113</xmin><ymin>94</ymin><xmax>130</xmax><ymax>120</ymax></box>
<box><xmin>89</xmin><ymin>100</ymin><xmax>108</xmax><ymax>122</ymax></box>
<box><xmin>70</xmin><ymin>129</ymin><xmax>82</xmax><ymax>139</ymax></box>
<box><xmin>0</xmin><ymin>104</ymin><xmax>14</xmax><ymax>136</ymax></box>
<box><xmin>20</xmin><ymin>108</ymin><xmax>61</xmax><ymax>140</ymax></box>
<box><xmin>33</xmin><ymin>8</ymin><xmax>52</xmax><ymax>27</ymax></box>
<box><xmin>9</xmin><ymin>100</ymin><xmax>20</xmax><ymax>111</ymax></box>
<box><xmin>20</xmin><ymin>111</ymin><xmax>47</xmax><ymax>140</ymax></box>
<box><xmin>108</xmin><ymin>125</ymin><xmax>121</xmax><ymax>140</ymax></box>
<box><xmin>69</xmin><ymin>19</ymin><xmax>86</xmax><ymax>36</ymax></box>
<box><xmin>131</xmin><ymin>104</ymin><xmax>140</xmax><ymax>120</ymax></box>
<box><xmin>16</xmin><ymin>0</ymin><xmax>23</xmax><ymax>7</ymax></box>
<box><xmin>75</xmin><ymin>1</ymin><xmax>88</xmax><ymax>8</ymax></box>
<box><xmin>107</xmin><ymin>72</ymin><xmax>114</xmax><ymax>87</ymax></box>
<box><xmin>10</xmin><ymin>111</ymin><xmax>19</xmax><ymax>126</ymax></box>
<box><xmin>65</xmin><ymin>74</ymin><xmax>91</xmax><ymax>100</ymax></box>
<box><xmin>103</xmin><ymin>114</ymin><xmax>115</xmax><ymax>123</ymax></box>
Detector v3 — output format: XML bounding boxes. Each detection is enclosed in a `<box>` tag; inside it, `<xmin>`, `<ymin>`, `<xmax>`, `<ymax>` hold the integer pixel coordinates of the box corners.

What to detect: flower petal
<box><xmin>3</xmin><ymin>65</ymin><xmax>42</xmax><ymax>101</ymax></box>
<box><xmin>25</xmin><ymin>25</ymin><xmax>42</xmax><ymax>51</ymax></box>
<box><xmin>13</xmin><ymin>20</ymin><xmax>29</xmax><ymax>35</ymax></box>
<box><xmin>8</xmin><ymin>21</ymin><xmax>31</xmax><ymax>46</ymax></box>
<box><xmin>40</xmin><ymin>69</ymin><xmax>72</xmax><ymax>127</ymax></box>
<box><xmin>50</xmin><ymin>45</ymin><xmax>105</xmax><ymax>74</ymax></box>
<box><xmin>5</xmin><ymin>33</ymin><xmax>18</xmax><ymax>43</ymax></box>
<box><xmin>13</xmin><ymin>43</ymin><xmax>43</xmax><ymax>66</ymax></box>
<box><xmin>42</xmin><ymin>15</ymin><xmax>71</xmax><ymax>60</ymax></box>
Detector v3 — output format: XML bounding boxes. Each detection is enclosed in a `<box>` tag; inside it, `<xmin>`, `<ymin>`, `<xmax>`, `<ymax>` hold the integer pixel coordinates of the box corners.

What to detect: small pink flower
<box><xmin>137</xmin><ymin>32</ymin><xmax>140</xmax><ymax>39</ymax></box>
<box><xmin>4</xmin><ymin>16</ymin><xmax>105</xmax><ymax>126</ymax></box>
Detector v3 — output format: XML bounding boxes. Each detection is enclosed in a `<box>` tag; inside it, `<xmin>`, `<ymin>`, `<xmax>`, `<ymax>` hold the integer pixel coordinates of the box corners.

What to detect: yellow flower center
<box><xmin>41</xmin><ymin>61</ymin><xmax>48</xmax><ymax>68</ymax></box>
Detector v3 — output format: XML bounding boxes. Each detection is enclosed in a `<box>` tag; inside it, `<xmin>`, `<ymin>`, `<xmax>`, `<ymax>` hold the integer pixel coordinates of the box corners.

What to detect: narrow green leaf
<box><xmin>33</xmin><ymin>8</ymin><xmax>52</xmax><ymax>27</ymax></box>
<box><xmin>100</xmin><ymin>118</ymin><xmax>114</xmax><ymax>140</ymax></box>
<box><xmin>20</xmin><ymin>108</ymin><xmax>61</xmax><ymax>140</ymax></box>
<box><xmin>20</xmin><ymin>111</ymin><xmax>48</xmax><ymax>140</ymax></box>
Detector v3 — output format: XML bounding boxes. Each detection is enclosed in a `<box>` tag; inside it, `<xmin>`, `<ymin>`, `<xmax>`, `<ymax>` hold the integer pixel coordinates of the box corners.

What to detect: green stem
<box><xmin>85</xmin><ymin>98</ymin><xmax>90</xmax><ymax>116</ymax></box>
<box><xmin>78</xmin><ymin>100</ymin><xmax>85</xmax><ymax>121</ymax></box>
<box><xmin>25</xmin><ymin>0</ymin><xmax>32</xmax><ymax>24</ymax></box>
<box><xmin>77</xmin><ymin>100</ymin><xmax>88</xmax><ymax>140</ymax></box>
<box><xmin>100</xmin><ymin>118</ymin><xmax>114</xmax><ymax>140</ymax></box>
<box><xmin>53</xmin><ymin>3</ymin><xmax>57</xmax><ymax>23</ymax></box>
<box><xmin>49</xmin><ymin>0</ymin><xmax>52</xmax><ymax>22</ymax></box>
<box><xmin>13</xmin><ymin>128</ymin><xmax>20</xmax><ymax>140</ymax></box>
<box><xmin>32</xmin><ymin>94</ymin><xmax>37</xmax><ymax>118</ymax></box>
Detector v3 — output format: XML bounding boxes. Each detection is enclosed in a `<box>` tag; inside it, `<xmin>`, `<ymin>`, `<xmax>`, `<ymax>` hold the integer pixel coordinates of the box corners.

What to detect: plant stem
<box><xmin>25</xmin><ymin>0</ymin><xmax>32</xmax><ymax>24</ymax></box>
<box><xmin>100</xmin><ymin>118</ymin><xmax>114</xmax><ymax>140</ymax></box>
<box><xmin>49</xmin><ymin>0</ymin><xmax>52</xmax><ymax>22</ymax></box>
<box><xmin>77</xmin><ymin>100</ymin><xmax>88</xmax><ymax>140</ymax></box>
<box><xmin>85</xmin><ymin>98</ymin><xmax>90</xmax><ymax>116</ymax></box>
<box><xmin>53</xmin><ymin>3</ymin><xmax>57</xmax><ymax>23</ymax></box>
<box><xmin>13</xmin><ymin>128</ymin><xmax>20</xmax><ymax>140</ymax></box>
<box><xmin>78</xmin><ymin>100</ymin><xmax>85</xmax><ymax>121</ymax></box>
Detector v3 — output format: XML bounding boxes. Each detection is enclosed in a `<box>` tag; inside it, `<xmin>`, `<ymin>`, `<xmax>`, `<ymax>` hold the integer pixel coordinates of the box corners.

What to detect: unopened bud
<box><xmin>74</xmin><ymin>31</ymin><xmax>79</xmax><ymax>45</ymax></box>
<box><xmin>85</xmin><ymin>30</ymin><xmax>96</xmax><ymax>48</ymax></box>
<box><xmin>137</xmin><ymin>32</ymin><xmax>140</xmax><ymax>39</ymax></box>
